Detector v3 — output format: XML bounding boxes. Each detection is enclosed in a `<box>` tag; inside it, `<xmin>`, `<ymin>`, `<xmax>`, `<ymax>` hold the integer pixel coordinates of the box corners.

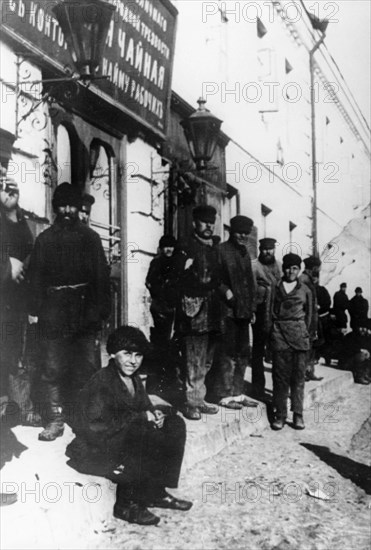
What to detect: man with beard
<box><xmin>28</xmin><ymin>182</ymin><xmax>111</xmax><ymax>441</ymax></box>
<box><xmin>251</xmin><ymin>238</ymin><xmax>281</xmax><ymax>397</ymax></box>
<box><xmin>177</xmin><ymin>205</ymin><xmax>222</xmax><ymax>420</ymax></box>
<box><xmin>214</xmin><ymin>215</ymin><xmax>257</xmax><ymax>408</ymax></box>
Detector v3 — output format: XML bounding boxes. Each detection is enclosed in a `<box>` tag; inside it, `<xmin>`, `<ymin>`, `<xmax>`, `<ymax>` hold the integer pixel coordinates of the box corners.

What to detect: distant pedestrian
<box><xmin>348</xmin><ymin>287</ymin><xmax>369</xmax><ymax>330</ymax></box>
<box><xmin>333</xmin><ymin>283</ymin><xmax>349</xmax><ymax>331</ymax></box>
<box><xmin>79</xmin><ymin>193</ymin><xmax>95</xmax><ymax>225</ymax></box>
<box><xmin>338</xmin><ymin>320</ymin><xmax>371</xmax><ymax>385</ymax></box>
<box><xmin>251</xmin><ymin>237</ymin><xmax>281</xmax><ymax>397</ymax></box>
<box><xmin>213</xmin><ymin>215</ymin><xmax>257</xmax><ymax>409</ymax></box>
<box><xmin>312</xmin><ymin>273</ymin><xmax>332</xmax><ymax>365</ymax></box>
<box><xmin>269</xmin><ymin>254</ymin><xmax>312</xmax><ymax>431</ymax></box>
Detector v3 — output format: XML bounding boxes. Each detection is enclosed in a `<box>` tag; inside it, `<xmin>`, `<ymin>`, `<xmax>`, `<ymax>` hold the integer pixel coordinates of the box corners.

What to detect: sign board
<box><xmin>1</xmin><ymin>0</ymin><xmax>178</xmax><ymax>138</ymax></box>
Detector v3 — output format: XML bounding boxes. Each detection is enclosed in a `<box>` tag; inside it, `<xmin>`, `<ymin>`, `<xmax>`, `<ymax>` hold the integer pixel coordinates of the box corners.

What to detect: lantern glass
<box><xmin>181</xmin><ymin>99</ymin><xmax>223</xmax><ymax>169</ymax></box>
<box><xmin>52</xmin><ymin>0</ymin><xmax>115</xmax><ymax>76</ymax></box>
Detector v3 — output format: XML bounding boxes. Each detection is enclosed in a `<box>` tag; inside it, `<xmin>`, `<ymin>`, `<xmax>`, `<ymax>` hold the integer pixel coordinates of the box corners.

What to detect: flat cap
<box><xmin>230</xmin><ymin>215</ymin><xmax>253</xmax><ymax>234</ymax></box>
<box><xmin>159</xmin><ymin>235</ymin><xmax>177</xmax><ymax>248</ymax></box>
<box><xmin>259</xmin><ymin>238</ymin><xmax>276</xmax><ymax>249</ymax></box>
<box><xmin>193</xmin><ymin>205</ymin><xmax>216</xmax><ymax>223</ymax></box>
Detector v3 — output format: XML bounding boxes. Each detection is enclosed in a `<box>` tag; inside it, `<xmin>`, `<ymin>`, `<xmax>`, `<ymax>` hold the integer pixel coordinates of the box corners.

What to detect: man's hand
<box><xmin>225</xmin><ymin>289</ymin><xmax>234</xmax><ymax>301</ymax></box>
<box><xmin>251</xmin><ymin>313</ymin><xmax>256</xmax><ymax>325</ymax></box>
<box><xmin>28</xmin><ymin>315</ymin><xmax>38</xmax><ymax>325</ymax></box>
<box><xmin>146</xmin><ymin>411</ymin><xmax>156</xmax><ymax>423</ymax></box>
<box><xmin>153</xmin><ymin>409</ymin><xmax>165</xmax><ymax>429</ymax></box>
<box><xmin>9</xmin><ymin>257</ymin><xmax>24</xmax><ymax>283</ymax></box>
<box><xmin>360</xmin><ymin>349</ymin><xmax>370</xmax><ymax>360</ymax></box>
<box><xmin>184</xmin><ymin>258</ymin><xmax>194</xmax><ymax>270</ymax></box>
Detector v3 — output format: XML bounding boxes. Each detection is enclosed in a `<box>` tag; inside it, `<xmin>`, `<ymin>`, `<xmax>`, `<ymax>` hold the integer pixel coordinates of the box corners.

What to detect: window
<box><xmin>57</xmin><ymin>125</ymin><xmax>71</xmax><ymax>184</ymax></box>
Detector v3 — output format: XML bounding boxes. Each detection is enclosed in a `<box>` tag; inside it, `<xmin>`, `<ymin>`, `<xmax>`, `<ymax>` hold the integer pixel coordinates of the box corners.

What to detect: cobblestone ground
<box><xmin>102</xmin><ymin>384</ymin><xmax>371</xmax><ymax>550</ymax></box>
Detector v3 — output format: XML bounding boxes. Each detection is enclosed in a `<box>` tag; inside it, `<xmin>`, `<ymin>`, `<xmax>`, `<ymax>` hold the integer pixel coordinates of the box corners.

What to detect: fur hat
<box><xmin>107</xmin><ymin>326</ymin><xmax>150</xmax><ymax>356</ymax></box>
<box><xmin>52</xmin><ymin>182</ymin><xmax>82</xmax><ymax>211</ymax></box>
<box><xmin>259</xmin><ymin>238</ymin><xmax>276</xmax><ymax>249</ymax></box>
<box><xmin>303</xmin><ymin>256</ymin><xmax>322</xmax><ymax>269</ymax></box>
<box><xmin>282</xmin><ymin>253</ymin><xmax>302</xmax><ymax>269</ymax></box>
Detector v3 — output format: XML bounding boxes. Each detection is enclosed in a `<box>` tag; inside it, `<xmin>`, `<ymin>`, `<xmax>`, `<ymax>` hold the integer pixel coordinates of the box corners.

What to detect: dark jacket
<box><xmin>300</xmin><ymin>271</ymin><xmax>318</xmax><ymax>338</ymax></box>
<box><xmin>66</xmin><ymin>360</ymin><xmax>154</xmax><ymax>476</ymax></box>
<box><xmin>177</xmin><ymin>234</ymin><xmax>222</xmax><ymax>334</ymax></box>
<box><xmin>145</xmin><ymin>252</ymin><xmax>186</xmax><ymax>311</ymax></box>
<box><xmin>27</xmin><ymin>218</ymin><xmax>110</xmax><ymax>331</ymax></box>
<box><xmin>218</xmin><ymin>239</ymin><xmax>257</xmax><ymax>320</ymax></box>
<box><xmin>333</xmin><ymin>290</ymin><xmax>349</xmax><ymax>328</ymax></box>
<box><xmin>0</xmin><ymin>207</ymin><xmax>33</xmax><ymax>314</ymax></box>
<box><xmin>348</xmin><ymin>295</ymin><xmax>369</xmax><ymax>329</ymax></box>
<box><xmin>270</xmin><ymin>279</ymin><xmax>312</xmax><ymax>351</ymax></box>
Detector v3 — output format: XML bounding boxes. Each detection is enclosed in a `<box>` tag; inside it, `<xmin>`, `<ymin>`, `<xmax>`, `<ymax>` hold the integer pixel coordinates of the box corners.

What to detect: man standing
<box><xmin>348</xmin><ymin>287</ymin><xmax>369</xmax><ymax>330</ymax></box>
<box><xmin>300</xmin><ymin>256</ymin><xmax>323</xmax><ymax>381</ymax></box>
<box><xmin>269</xmin><ymin>254</ymin><xmax>313</xmax><ymax>430</ymax></box>
<box><xmin>177</xmin><ymin>205</ymin><xmax>222</xmax><ymax>420</ymax></box>
<box><xmin>79</xmin><ymin>193</ymin><xmax>95</xmax><ymax>226</ymax></box>
<box><xmin>0</xmin><ymin>177</ymin><xmax>41</xmax><ymax>426</ymax></box>
<box><xmin>215</xmin><ymin>215</ymin><xmax>257</xmax><ymax>408</ymax></box>
<box><xmin>251</xmin><ymin>237</ymin><xmax>281</xmax><ymax>397</ymax></box>
<box><xmin>333</xmin><ymin>283</ymin><xmax>349</xmax><ymax>331</ymax></box>
<box><xmin>146</xmin><ymin>235</ymin><xmax>184</xmax><ymax>347</ymax></box>
<box><xmin>28</xmin><ymin>182</ymin><xmax>111</xmax><ymax>441</ymax></box>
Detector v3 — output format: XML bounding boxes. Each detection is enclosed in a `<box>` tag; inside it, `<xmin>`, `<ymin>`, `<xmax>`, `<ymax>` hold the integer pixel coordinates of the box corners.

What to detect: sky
<box><xmin>304</xmin><ymin>0</ymin><xmax>371</xmax><ymax>125</ymax></box>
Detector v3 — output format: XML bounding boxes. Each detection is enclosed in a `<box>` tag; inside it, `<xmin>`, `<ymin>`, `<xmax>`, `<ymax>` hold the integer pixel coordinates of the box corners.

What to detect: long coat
<box><xmin>218</xmin><ymin>239</ymin><xmax>257</xmax><ymax>320</ymax></box>
<box><xmin>0</xmin><ymin>207</ymin><xmax>34</xmax><ymax>391</ymax></box>
<box><xmin>28</xmin><ymin>219</ymin><xmax>111</xmax><ymax>332</ymax></box>
<box><xmin>300</xmin><ymin>271</ymin><xmax>319</xmax><ymax>339</ymax></box>
<box><xmin>66</xmin><ymin>361</ymin><xmax>155</xmax><ymax>477</ymax></box>
<box><xmin>270</xmin><ymin>280</ymin><xmax>313</xmax><ymax>352</ymax></box>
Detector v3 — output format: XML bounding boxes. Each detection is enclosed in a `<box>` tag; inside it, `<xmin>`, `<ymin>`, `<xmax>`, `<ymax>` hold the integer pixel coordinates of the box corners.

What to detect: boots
<box><xmin>38</xmin><ymin>384</ymin><xmax>64</xmax><ymax>442</ymax></box>
<box><xmin>293</xmin><ymin>413</ymin><xmax>305</xmax><ymax>430</ymax></box>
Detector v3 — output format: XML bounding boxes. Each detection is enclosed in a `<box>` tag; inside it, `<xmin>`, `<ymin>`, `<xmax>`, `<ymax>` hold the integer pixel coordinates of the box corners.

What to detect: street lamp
<box><xmin>52</xmin><ymin>0</ymin><xmax>116</xmax><ymax>79</ymax></box>
<box><xmin>180</xmin><ymin>98</ymin><xmax>223</xmax><ymax>170</ymax></box>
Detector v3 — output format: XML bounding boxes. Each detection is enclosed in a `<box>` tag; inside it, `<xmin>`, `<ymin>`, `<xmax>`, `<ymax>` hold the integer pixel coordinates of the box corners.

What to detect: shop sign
<box><xmin>1</xmin><ymin>0</ymin><xmax>178</xmax><ymax>137</ymax></box>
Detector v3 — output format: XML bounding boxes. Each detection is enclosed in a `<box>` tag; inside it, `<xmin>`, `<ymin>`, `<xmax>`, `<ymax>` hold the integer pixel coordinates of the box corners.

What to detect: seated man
<box><xmin>338</xmin><ymin>320</ymin><xmax>371</xmax><ymax>385</ymax></box>
<box><xmin>66</xmin><ymin>326</ymin><xmax>192</xmax><ymax>526</ymax></box>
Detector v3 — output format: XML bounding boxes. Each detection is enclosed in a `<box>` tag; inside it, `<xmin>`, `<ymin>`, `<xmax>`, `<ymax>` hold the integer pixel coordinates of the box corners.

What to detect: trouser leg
<box><xmin>233</xmin><ymin>320</ymin><xmax>250</xmax><ymax>396</ymax></box>
<box><xmin>272</xmin><ymin>349</ymin><xmax>293</xmax><ymax>419</ymax></box>
<box><xmin>183</xmin><ymin>334</ymin><xmax>217</xmax><ymax>407</ymax></box>
<box><xmin>40</xmin><ymin>336</ymin><xmax>69</xmax><ymax>423</ymax></box>
<box><xmin>251</xmin><ymin>309</ymin><xmax>267</xmax><ymax>391</ymax></box>
<box><xmin>290</xmin><ymin>351</ymin><xmax>307</xmax><ymax>414</ymax></box>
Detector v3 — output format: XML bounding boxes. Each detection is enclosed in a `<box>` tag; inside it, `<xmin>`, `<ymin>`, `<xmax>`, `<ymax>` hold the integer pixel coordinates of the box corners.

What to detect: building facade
<box><xmin>1</xmin><ymin>0</ymin><xmax>370</xmax><ymax>336</ymax></box>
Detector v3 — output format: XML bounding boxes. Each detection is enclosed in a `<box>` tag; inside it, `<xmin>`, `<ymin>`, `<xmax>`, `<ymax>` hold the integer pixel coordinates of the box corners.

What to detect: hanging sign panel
<box><xmin>1</xmin><ymin>0</ymin><xmax>178</xmax><ymax>138</ymax></box>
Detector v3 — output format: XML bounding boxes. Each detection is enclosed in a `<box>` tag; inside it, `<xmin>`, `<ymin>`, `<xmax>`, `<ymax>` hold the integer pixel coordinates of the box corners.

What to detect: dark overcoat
<box><xmin>66</xmin><ymin>360</ymin><xmax>155</xmax><ymax>477</ymax></box>
<box><xmin>218</xmin><ymin>239</ymin><xmax>257</xmax><ymax>321</ymax></box>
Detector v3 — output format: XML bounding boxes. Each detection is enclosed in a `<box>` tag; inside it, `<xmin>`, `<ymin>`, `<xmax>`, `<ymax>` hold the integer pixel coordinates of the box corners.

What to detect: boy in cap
<box><xmin>251</xmin><ymin>237</ymin><xmax>281</xmax><ymax>397</ymax></box>
<box><xmin>177</xmin><ymin>205</ymin><xmax>222</xmax><ymax>420</ymax></box>
<box><xmin>67</xmin><ymin>325</ymin><xmax>192</xmax><ymax>526</ymax></box>
<box><xmin>269</xmin><ymin>253</ymin><xmax>313</xmax><ymax>430</ymax></box>
<box><xmin>213</xmin><ymin>215</ymin><xmax>257</xmax><ymax>408</ymax></box>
